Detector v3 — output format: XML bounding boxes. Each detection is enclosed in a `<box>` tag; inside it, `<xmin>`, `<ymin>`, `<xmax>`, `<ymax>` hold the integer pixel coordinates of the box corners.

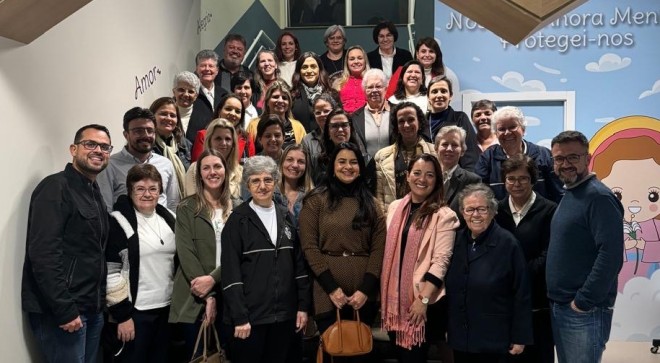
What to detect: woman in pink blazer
<box><xmin>381</xmin><ymin>153</ymin><xmax>459</xmax><ymax>363</ymax></box>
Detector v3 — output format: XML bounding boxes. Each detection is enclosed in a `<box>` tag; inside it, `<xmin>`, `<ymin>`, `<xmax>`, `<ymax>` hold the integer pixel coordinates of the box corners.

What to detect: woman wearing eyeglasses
<box><xmin>301</xmin><ymin>92</ymin><xmax>340</xmax><ymax>163</ymax></box>
<box><xmin>445</xmin><ymin>183</ymin><xmax>532</xmax><ymax>363</ymax></box>
<box><xmin>475</xmin><ymin>106</ymin><xmax>564</xmax><ymax>203</ymax></box>
<box><xmin>221</xmin><ymin>155</ymin><xmax>311</xmax><ymax>363</ymax></box>
<box><xmin>352</xmin><ymin>68</ymin><xmax>391</xmax><ymax>162</ymax></box>
<box><xmin>169</xmin><ymin>149</ymin><xmax>235</xmax><ymax>359</ymax></box>
<box><xmin>105</xmin><ymin>164</ymin><xmax>176</xmax><ymax>362</ymax></box>
<box><xmin>496</xmin><ymin>155</ymin><xmax>557</xmax><ymax>363</ymax></box>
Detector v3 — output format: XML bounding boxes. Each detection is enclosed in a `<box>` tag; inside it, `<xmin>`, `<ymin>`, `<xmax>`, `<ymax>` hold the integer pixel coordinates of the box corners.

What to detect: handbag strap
<box><xmin>354</xmin><ymin>309</ymin><xmax>363</xmax><ymax>348</ymax></box>
<box><xmin>335</xmin><ymin>308</ymin><xmax>343</xmax><ymax>348</ymax></box>
<box><xmin>191</xmin><ymin>320</ymin><xmax>209</xmax><ymax>361</ymax></box>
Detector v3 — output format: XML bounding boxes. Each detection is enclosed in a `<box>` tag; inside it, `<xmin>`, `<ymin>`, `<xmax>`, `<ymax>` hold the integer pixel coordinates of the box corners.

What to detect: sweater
<box><xmin>546</xmin><ymin>174</ymin><xmax>623</xmax><ymax>311</ymax></box>
<box><xmin>299</xmin><ymin>191</ymin><xmax>386</xmax><ymax>316</ymax></box>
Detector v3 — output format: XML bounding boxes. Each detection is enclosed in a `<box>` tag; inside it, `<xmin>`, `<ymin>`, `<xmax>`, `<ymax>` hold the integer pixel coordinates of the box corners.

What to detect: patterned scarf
<box><xmin>155</xmin><ymin>136</ymin><xmax>185</xmax><ymax>198</ymax></box>
<box><xmin>381</xmin><ymin>194</ymin><xmax>427</xmax><ymax>349</ymax></box>
<box><xmin>302</xmin><ymin>83</ymin><xmax>323</xmax><ymax>104</ymax></box>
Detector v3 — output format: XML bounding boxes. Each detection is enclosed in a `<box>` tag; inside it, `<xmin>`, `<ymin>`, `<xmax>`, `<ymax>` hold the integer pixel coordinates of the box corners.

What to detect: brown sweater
<box><xmin>299</xmin><ymin>191</ymin><xmax>386</xmax><ymax>316</ymax></box>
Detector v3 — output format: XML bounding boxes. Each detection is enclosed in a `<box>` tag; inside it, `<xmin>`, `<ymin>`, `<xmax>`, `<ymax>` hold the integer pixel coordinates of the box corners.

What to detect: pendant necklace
<box><xmin>138</xmin><ymin>212</ymin><xmax>164</xmax><ymax>245</ymax></box>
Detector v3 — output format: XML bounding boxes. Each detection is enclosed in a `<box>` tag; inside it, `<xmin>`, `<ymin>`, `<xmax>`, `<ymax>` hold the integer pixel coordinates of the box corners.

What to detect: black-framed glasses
<box><xmin>505</xmin><ymin>176</ymin><xmax>531</xmax><ymax>185</ymax></box>
<box><xmin>76</xmin><ymin>140</ymin><xmax>113</xmax><ymax>153</ymax></box>
<box><xmin>552</xmin><ymin>153</ymin><xmax>586</xmax><ymax>165</ymax></box>
<box><xmin>330</xmin><ymin>122</ymin><xmax>350</xmax><ymax>130</ymax></box>
<box><xmin>463</xmin><ymin>206</ymin><xmax>489</xmax><ymax>215</ymax></box>
<box><xmin>133</xmin><ymin>186</ymin><xmax>160</xmax><ymax>195</ymax></box>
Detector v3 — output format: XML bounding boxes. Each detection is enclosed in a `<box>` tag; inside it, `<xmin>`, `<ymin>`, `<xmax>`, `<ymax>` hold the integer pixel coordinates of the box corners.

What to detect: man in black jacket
<box><xmin>22</xmin><ymin>124</ymin><xmax>112</xmax><ymax>363</ymax></box>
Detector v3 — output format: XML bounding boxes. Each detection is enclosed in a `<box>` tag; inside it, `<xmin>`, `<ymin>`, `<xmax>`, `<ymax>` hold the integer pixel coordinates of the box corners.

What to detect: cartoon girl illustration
<box><xmin>589</xmin><ymin>116</ymin><xmax>660</xmax><ymax>292</ymax></box>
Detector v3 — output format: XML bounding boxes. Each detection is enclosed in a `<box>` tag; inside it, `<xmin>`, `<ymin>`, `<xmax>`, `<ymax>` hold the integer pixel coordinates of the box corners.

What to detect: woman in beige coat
<box><xmin>381</xmin><ymin>153</ymin><xmax>459</xmax><ymax>362</ymax></box>
<box><xmin>374</xmin><ymin>101</ymin><xmax>436</xmax><ymax>212</ymax></box>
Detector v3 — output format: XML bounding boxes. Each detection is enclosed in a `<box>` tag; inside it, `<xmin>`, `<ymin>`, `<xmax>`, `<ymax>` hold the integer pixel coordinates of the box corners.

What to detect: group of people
<box><xmin>21</xmin><ymin>22</ymin><xmax>623</xmax><ymax>363</ymax></box>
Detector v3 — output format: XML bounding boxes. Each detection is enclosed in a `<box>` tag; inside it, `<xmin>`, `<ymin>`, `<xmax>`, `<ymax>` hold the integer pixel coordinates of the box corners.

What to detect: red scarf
<box><xmin>381</xmin><ymin>194</ymin><xmax>426</xmax><ymax>349</ymax></box>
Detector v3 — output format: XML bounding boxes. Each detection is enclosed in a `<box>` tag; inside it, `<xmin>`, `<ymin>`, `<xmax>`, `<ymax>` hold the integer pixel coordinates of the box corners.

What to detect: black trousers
<box><xmin>230</xmin><ymin>320</ymin><xmax>297</xmax><ymax>363</ymax></box>
<box><xmin>118</xmin><ymin>306</ymin><xmax>170</xmax><ymax>363</ymax></box>
<box><xmin>506</xmin><ymin>309</ymin><xmax>554</xmax><ymax>363</ymax></box>
<box><xmin>453</xmin><ymin>350</ymin><xmax>506</xmax><ymax>363</ymax></box>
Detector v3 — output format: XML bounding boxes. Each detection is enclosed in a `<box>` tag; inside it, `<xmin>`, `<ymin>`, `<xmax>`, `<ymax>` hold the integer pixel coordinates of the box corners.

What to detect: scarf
<box><xmin>156</xmin><ymin>135</ymin><xmax>185</xmax><ymax>198</ymax></box>
<box><xmin>302</xmin><ymin>83</ymin><xmax>323</xmax><ymax>104</ymax></box>
<box><xmin>381</xmin><ymin>194</ymin><xmax>427</xmax><ymax>349</ymax></box>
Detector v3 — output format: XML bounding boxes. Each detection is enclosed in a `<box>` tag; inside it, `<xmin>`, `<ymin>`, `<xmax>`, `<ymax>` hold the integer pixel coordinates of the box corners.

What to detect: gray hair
<box><xmin>242</xmin><ymin>155</ymin><xmax>280</xmax><ymax>187</ymax></box>
<box><xmin>361</xmin><ymin>68</ymin><xmax>387</xmax><ymax>90</ymax></box>
<box><xmin>195</xmin><ymin>49</ymin><xmax>220</xmax><ymax>66</ymax></box>
<box><xmin>492</xmin><ymin>106</ymin><xmax>526</xmax><ymax>132</ymax></box>
<box><xmin>173</xmin><ymin>71</ymin><xmax>200</xmax><ymax>90</ymax></box>
<box><xmin>435</xmin><ymin>125</ymin><xmax>467</xmax><ymax>151</ymax></box>
<box><xmin>324</xmin><ymin>25</ymin><xmax>346</xmax><ymax>43</ymax></box>
<box><xmin>457</xmin><ymin>183</ymin><xmax>498</xmax><ymax>216</ymax></box>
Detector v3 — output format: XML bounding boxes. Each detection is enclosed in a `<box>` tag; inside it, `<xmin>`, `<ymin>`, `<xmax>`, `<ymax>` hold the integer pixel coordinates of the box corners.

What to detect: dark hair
<box><xmin>372</xmin><ymin>21</ymin><xmax>398</xmax><ymax>43</ymax></box>
<box><xmin>471</xmin><ymin>99</ymin><xmax>497</xmax><ymax>116</ymax></box>
<box><xmin>214</xmin><ymin>93</ymin><xmax>246</xmax><ymax>131</ymax></box>
<box><xmin>290</xmin><ymin>52</ymin><xmax>331</xmax><ymax>97</ymax></box>
<box><xmin>230</xmin><ymin>70</ymin><xmax>256</xmax><ymax>94</ymax></box>
<box><xmin>126</xmin><ymin>164</ymin><xmax>163</xmax><ymax>198</ymax></box>
<box><xmin>404</xmin><ymin>153</ymin><xmax>445</xmax><ymax>228</ymax></box>
<box><xmin>500</xmin><ymin>154</ymin><xmax>539</xmax><ymax>185</ymax></box>
<box><xmin>257</xmin><ymin>114</ymin><xmax>285</xmax><ymax>140</ymax></box>
<box><xmin>275</xmin><ymin>31</ymin><xmax>301</xmax><ymax>62</ymax></box>
<box><xmin>390</xmin><ymin>101</ymin><xmax>428</xmax><ymax>145</ymax></box>
<box><xmin>551</xmin><ymin>130</ymin><xmax>589</xmax><ymax>149</ymax></box>
<box><xmin>428</xmin><ymin>75</ymin><xmax>453</xmax><ymax>97</ymax></box>
<box><xmin>149</xmin><ymin>97</ymin><xmax>184</xmax><ymax>143</ymax></box>
<box><xmin>321</xmin><ymin>108</ymin><xmax>360</xmax><ymax>163</ymax></box>
<box><xmin>73</xmin><ymin>124</ymin><xmax>111</xmax><ymax>144</ymax></box>
<box><xmin>306</xmin><ymin>142</ymin><xmax>379</xmax><ymax>230</ymax></box>
<box><xmin>123</xmin><ymin>107</ymin><xmax>155</xmax><ymax>131</ymax></box>
<box><xmin>224</xmin><ymin>33</ymin><xmax>247</xmax><ymax>48</ymax></box>
<box><xmin>393</xmin><ymin>60</ymin><xmax>426</xmax><ymax>100</ymax></box>
<box><xmin>313</xmin><ymin>92</ymin><xmax>340</xmax><ymax>109</ymax></box>
<box><xmin>415</xmin><ymin>37</ymin><xmax>444</xmax><ymax>76</ymax></box>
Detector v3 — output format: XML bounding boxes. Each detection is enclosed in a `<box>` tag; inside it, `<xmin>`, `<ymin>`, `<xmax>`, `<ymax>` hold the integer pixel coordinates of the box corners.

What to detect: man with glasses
<box><xmin>97</xmin><ymin>107</ymin><xmax>180</xmax><ymax>212</ymax></box>
<box><xmin>546</xmin><ymin>130</ymin><xmax>623</xmax><ymax>363</ymax></box>
<box><xmin>22</xmin><ymin>124</ymin><xmax>112</xmax><ymax>363</ymax></box>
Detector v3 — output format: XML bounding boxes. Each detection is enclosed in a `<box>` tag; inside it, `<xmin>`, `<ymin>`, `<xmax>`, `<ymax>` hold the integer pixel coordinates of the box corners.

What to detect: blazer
<box><xmin>374</xmin><ymin>140</ymin><xmax>436</xmax><ymax>212</ymax></box>
<box><xmin>445</xmin><ymin>166</ymin><xmax>482</xmax><ymax>215</ymax></box>
<box><xmin>185</xmin><ymin>86</ymin><xmax>228</xmax><ymax>143</ymax></box>
<box><xmin>367</xmin><ymin>47</ymin><xmax>413</xmax><ymax>76</ymax></box>
<box><xmin>386</xmin><ymin>199</ymin><xmax>459</xmax><ymax>302</ymax></box>
<box><xmin>445</xmin><ymin>221</ymin><xmax>533</xmax><ymax>353</ymax></box>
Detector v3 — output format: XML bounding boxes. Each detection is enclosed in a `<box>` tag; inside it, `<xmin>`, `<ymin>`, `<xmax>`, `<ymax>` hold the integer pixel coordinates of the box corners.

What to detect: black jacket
<box><xmin>366</xmin><ymin>47</ymin><xmax>413</xmax><ymax>75</ymax></box>
<box><xmin>221</xmin><ymin>200</ymin><xmax>311</xmax><ymax>326</ymax></box>
<box><xmin>496</xmin><ymin>194</ymin><xmax>557</xmax><ymax>310</ymax></box>
<box><xmin>22</xmin><ymin>163</ymin><xmax>109</xmax><ymax>325</ymax></box>
<box><xmin>445</xmin><ymin>222</ymin><xmax>533</xmax><ymax>353</ymax></box>
<box><xmin>185</xmin><ymin>85</ymin><xmax>228</xmax><ymax>143</ymax></box>
<box><xmin>105</xmin><ymin>195</ymin><xmax>176</xmax><ymax>322</ymax></box>
<box><xmin>425</xmin><ymin>106</ymin><xmax>480</xmax><ymax>172</ymax></box>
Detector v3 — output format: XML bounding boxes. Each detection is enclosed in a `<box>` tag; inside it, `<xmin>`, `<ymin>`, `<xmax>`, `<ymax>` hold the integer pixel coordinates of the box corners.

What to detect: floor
<box><xmin>601</xmin><ymin>341</ymin><xmax>660</xmax><ymax>363</ymax></box>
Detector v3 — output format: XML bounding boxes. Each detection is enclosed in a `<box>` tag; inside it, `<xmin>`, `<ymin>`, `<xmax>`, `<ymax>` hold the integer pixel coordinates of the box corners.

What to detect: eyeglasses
<box><xmin>129</xmin><ymin>127</ymin><xmax>156</xmax><ymax>136</ymax></box>
<box><xmin>248</xmin><ymin>177</ymin><xmax>275</xmax><ymax>187</ymax></box>
<box><xmin>463</xmin><ymin>206</ymin><xmax>489</xmax><ymax>215</ymax></box>
<box><xmin>505</xmin><ymin>176</ymin><xmax>531</xmax><ymax>185</ymax></box>
<box><xmin>328</xmin><ymin>35</ymin><xmax>344</xmax><ymax>42</ymax></box>
<box><xmin>330</xmin><ymin>122</ymin><xmax>350</xmax><ymax>130</ymax></box>
<box><xmin>495</xmin><ymin>125</ymin><xmax>520</xmax><ymax>134</ymax></box>
<box><xmin>365</xmin><ymin>85</ymin><xmax>384</xmax><ymax>93</ymax></box>
<box><xmin>133</xmin><ymin>186</ymin><xmax>159</xmax><ymax>195</ymax></box>
<box><xmin>378</xmin><ymin>34</ymin><xmax>394</xmax><ymax>39</ymax></box>
<box><xmin>552</xmin><ymin>153</ymin><xmax>586</xmax><ymax>165</ymax></box>
<box><xmin>76</xmin><ymin>140</ymin><xmax>113</xmax><ymax>153</ymax></box>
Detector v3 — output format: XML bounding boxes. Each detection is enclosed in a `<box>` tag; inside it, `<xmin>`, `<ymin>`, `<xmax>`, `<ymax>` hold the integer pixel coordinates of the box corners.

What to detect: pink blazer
<box><xmin>386</xmin><ymin>199</ymin><xmax>459</xmax><ymax>303</ymax></box>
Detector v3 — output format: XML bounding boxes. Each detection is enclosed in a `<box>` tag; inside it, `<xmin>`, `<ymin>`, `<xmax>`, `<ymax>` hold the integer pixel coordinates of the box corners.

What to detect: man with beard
<box><xmin>97</xmin><ymin>107</ymin><xmax>180</xmax><ymax>212</ymax></box>
<box><xmin>22</xmin><ymin>124</ymin><xmax>112</xmax><ymax>362</ymax></box>
<box><xmin>216</xmin><ymin>34</ymin><xmax>251</xmax><ymax>92</ymax></box>
<box><xmin>546</xmin><ymin>130</ymin><xmax>623</xmax><ymax>363</ymax></box>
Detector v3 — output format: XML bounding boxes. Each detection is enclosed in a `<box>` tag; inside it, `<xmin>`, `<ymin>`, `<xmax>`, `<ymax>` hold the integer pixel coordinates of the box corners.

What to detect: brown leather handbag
<box><xmin>317</xmin><ymin>309</ymin><xmax>373</xmax><ymax>363</ymax></box>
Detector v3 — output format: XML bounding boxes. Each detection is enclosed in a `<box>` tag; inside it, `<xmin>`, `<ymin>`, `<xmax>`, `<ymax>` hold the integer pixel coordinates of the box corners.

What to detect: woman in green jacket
<box><xmin>169</xmin><ymin>149</ymin><xmax>234</xmax><ymax>358</ymax></box>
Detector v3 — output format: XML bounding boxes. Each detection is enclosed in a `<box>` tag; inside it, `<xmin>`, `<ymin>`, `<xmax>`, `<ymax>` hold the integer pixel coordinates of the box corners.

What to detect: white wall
<box><xmin>0</xmin><ymin>0</ymin><xmax>200</xmax><ymax>360</ymax></box>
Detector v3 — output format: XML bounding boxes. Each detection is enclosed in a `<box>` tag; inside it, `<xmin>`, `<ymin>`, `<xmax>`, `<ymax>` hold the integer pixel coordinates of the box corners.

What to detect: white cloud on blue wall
<box><xmin>639</xmin><ymin>80</ymin><xmax>660</xmax><ymax>99</ymax></box>
<box><xmin>534</xmin><ymin>63</ymin><xmax>561</xmax><ymax>75</ymax></box>
<box><xmin>525</xmin><ymin>116</ymin><xmax>541</xmax><ymax>126</ymax></box>
<box><xmin>585</xmin><ymin>53</ymin><xmax>632</xmax><ymax>72</ymax></box>
<box><xmin>491</xmin><ymin>71</ymin><xmax>547</xmax><ymax>92</ymax></box>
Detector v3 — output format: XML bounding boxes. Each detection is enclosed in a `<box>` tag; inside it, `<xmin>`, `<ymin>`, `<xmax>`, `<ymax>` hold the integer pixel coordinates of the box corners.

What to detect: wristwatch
<box><xmin>418</xmin><ymin>295</ymin><xmax>429</xmax><ymax>305</ymax></box>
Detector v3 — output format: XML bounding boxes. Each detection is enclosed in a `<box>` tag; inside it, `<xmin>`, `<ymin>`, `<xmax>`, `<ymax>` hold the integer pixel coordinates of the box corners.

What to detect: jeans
<box><xmin>550</xmin><ymin>301</ymin><xmax>613</xmax><ymax>363</ymax></box>
<box><xmin>29</xmin><ymin>312</ymin><xmax>104</xmax><ymax>363</ymax></box>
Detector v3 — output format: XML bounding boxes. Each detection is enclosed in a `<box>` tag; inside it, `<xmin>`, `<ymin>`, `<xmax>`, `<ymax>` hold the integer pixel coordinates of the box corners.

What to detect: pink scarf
<box><xmin>381</xmin><ymin>194</ymin><xmax>426</xmax><ymax>349</ymax></box>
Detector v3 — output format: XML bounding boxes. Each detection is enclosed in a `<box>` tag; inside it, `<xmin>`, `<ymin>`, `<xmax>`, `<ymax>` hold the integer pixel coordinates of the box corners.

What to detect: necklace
<box><xmin>137</xmin><ymin>211</ymin><xmax>164</xmax><ymax>245</ymax></box>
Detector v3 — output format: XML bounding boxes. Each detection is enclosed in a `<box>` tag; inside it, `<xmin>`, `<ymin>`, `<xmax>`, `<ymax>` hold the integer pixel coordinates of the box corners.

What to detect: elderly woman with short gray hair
<box><xmin>351</xmin><ymin>68</ymin><xmax>390</xmax><ymax>160</ymax></box>
<box><xmin>475</xmin><ymin>106</ymin><xmax>563</xmax><ymax>203</ymax></box>
<box><xmin>444</xmin><ymin>183</ymin><xmax>532</xmax><ymax>362</ymax></box>
<box><xmin>221</xmin><ymin>155</ymin><xmax>311</xmax><ymax>363</ymax></box>
<box><xmin>172</xmin><ymin>71</ymin><xmax>201</xmax><ymax>134</ymax></box>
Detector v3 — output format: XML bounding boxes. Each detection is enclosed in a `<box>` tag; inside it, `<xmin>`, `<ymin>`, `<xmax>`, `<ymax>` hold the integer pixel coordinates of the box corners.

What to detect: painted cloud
<box><xmin>492</xmin><ymin>71</ymin><xmax>546</xmax><ymax>92</ymax></box>
<box><xmin>611</xmin><ymin>270</ymin><xmax>660</xmax><ymax>341</ymax></box>
<box><xmin>533</xmin><ymin>63</ymin><xmax>561</xmax><ymax>75</ymax></box>
<box><xmin>585</xmin><ymin>53</ymin><xmax>632</xmax><ymax>72</ymax></box>
<box><xmin>525</xmin><ymin>116</ymin><xmax>541</xmax><ymax>126</ymax></box>
<box><xmin>639</xmin><ymin>80</ymin><xmax>660</xmax><ymax>99</ymax></box>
